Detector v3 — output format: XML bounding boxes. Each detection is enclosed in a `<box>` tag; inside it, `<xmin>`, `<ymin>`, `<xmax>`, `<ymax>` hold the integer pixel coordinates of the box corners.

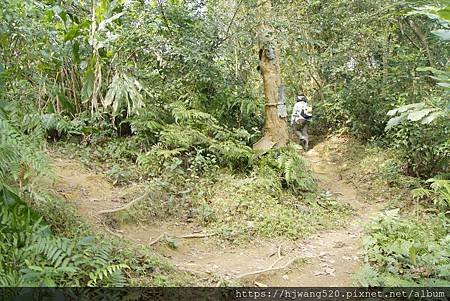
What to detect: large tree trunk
<box><xmin>253</xmin><ymin>0</ymin><xmax>289</xmax><ymax>153</ymax></box>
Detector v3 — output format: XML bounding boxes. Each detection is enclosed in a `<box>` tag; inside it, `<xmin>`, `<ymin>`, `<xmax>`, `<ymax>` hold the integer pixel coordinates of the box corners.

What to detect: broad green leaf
<box><xmin>81</xmin><ymin>67</ymin><xmax>94</xmax><ymax>103</ymax></box>
<box><xmin>98</xmin><ymin>12</ymin><xmax>124</xmax><ymax>32</ymax></box>
<box><xmin>387</xmin><ymin>108</ymin><xmax>399</xmax><ymax>116</ymax></box>
<box><xmin>437</xmin><ymin>82</ymin><xmax>450</xmax><ymax>88</ymax></box>
<box><xmin>398</xmin><ymin>103</ymin><xmax>424</xmax><ymax>113</ymax></box>
<box><xmin>385</xmin><ymin>114</ymin><xmax>406</xmax><ymax>130</ymax></box>
<box><xmin>407</xmin><ymin>108</ymin><xmax>437</xmax><ymax>121</ymax></box>
<box><xmin>432</xmin><ymin>29</ymin><xmax>450</xmax><ymax>41</ymax></box>
<box><xmin>104</xmin><ymin>74</ymin><xmax>120</xmax><ymax>107</ymax></box>
<box><xmin>63</xmin><ymin>27</ymin><xmax>81</xmax><ymax>42</ymax></box>
<box><xmin>416</xmin><ymin>66</ymin><xmax>438</xmax><ymax>72</ymax></box>
<box><xmin>421</xmin><ymin>111</ymin><xmax>444</xmax><ymax>124</ymax></box>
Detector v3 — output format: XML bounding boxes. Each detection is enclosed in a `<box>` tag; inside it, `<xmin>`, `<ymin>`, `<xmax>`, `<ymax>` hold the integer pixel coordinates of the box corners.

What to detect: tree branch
<box><xmin>212</xmin><ymin>0</ymin><xmax>254</xmax><ymax>48</ymax></box>
<box><xmin>407</xmin><ymin>19</ymin><xmax>433</xmax><ymax>67</ymax></box>
<box><xmin>235</xmin><ymin>256</ymin><xmax>302</xmax><ymax>279</ymax></box>
<box><xmin>157</xmin><ymin>0</ymin><xmax>172</xmax><ymax>35</ymax></box>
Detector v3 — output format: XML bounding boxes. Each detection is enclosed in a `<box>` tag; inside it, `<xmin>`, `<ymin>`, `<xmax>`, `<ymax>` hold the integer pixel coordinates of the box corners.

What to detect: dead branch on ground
<box><xmin>98</xmin><ymin>193</ymin><xmax>149</xmax><ymax>214</ymax></box>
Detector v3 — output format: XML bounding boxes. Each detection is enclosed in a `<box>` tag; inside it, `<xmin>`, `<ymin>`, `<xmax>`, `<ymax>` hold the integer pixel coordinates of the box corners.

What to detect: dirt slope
<box><xmin>49</xmin><ymin>137</ymin><xmax>384</xmax><ymax>286</ymax></box>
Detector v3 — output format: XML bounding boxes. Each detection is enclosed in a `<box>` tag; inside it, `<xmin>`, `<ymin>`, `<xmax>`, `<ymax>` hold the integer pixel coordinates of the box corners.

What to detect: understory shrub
<box><xmin>357</xmin><ymin>210</ymin><xmax>449</xmax><ymax>286</ymax></box>
<box><xmin>257</xmin><ymin>145</ymin><xmax>317</xmax><ymax>193</ymax></box>
<box><xmin>385</xmin><ymin>120</ymin><xmax>449</xmax><ymax>178</ymax></box>
<box><xmin>0</xmin><ymin>194</ymin><xmax>128</xmax><ymax>287</ymax></box>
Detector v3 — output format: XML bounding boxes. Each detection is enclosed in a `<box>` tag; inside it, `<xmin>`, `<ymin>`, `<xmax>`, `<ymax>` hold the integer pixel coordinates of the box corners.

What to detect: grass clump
<box><xmin>191</xmin><ymin>146</ymin><xmax>350</xmax><ymax>242</ymax></box>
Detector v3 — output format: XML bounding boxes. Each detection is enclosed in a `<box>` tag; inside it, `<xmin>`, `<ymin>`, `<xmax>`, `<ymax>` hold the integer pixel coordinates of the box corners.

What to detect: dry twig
<box><xmin>149</xmin><ymin>233</ymin><xmax>166</xmax><ymax>246</ymax></box>
<box><xmin>148</xmin><ymin>232</ymin><xmax>217</xmax><ymax>247</ymax></box>
<box><xmin>235</xmin><ymin>256</ymin><xmax>302</xmax><ymax>280</ymax></box>
<box><xmin>178</xmin><ymin>233</ymin><xmax>217</xmax><ymax>239</ymax></box>
<box><xmin>98</xmin><ymin>193</ymin><xmax>149</xmax><ymax>214</ymax></box>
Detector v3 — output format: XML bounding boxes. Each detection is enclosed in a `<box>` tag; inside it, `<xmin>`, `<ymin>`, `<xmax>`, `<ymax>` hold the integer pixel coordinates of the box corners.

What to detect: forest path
<box><xmin>48</xmin><ymin>137</ymin><xmax>384</xmax><ymax>286</ymax></box>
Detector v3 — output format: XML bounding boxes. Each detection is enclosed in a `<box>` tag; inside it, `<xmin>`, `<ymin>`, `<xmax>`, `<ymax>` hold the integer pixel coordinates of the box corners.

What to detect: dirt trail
<box><xmin>49</xmin><ymin>139</ymin><xmax>384</xmax><ymax>286</ymax></box>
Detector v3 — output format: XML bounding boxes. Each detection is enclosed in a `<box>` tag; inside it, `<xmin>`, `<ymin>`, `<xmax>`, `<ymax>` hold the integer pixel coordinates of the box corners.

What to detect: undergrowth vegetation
<box><xmin>0</xmin><ymin>101</ymin><xmax>197</xmax><ymax>288</ymax></box>
<box><xmin>61</xmin><ymin>138</ymin><xmax>349</xmax><ymax>243</ymax></box>
<box><xmin>0</xmin><ymin>199</ymin><xmax>127</xmax><ymax>287</ymax></box>
<box><xmin>358</xmin><ymin>210</ymin><xmax>449</xmax><ymax>286</ymax></box>
<box><xmin>1</xmin><ymin>0</ymin><xmax>449</xmax><ymax>288</ymax></box>
<box><xmin>0</xmin><ymin>104</ymin><xmax>127</xmax><ymax>287</ymax></box>
<box><xmin>321</xmin><ymin>138</ymin><xmax>449</xmax><ymax>287</ymax></box>
<box><xmin>188</xmin><ymin>146</ymin><xmax>349</xmax><ymax>242</ymax></box>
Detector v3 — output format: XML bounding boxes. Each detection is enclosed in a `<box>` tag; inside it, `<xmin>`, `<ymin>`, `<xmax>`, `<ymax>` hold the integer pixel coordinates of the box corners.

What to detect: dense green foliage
<box><xmin>187</xmin><ymin>146</ymin><xmax>350</xmax><ymax>241</ymax></box>
<box><xmin>359</xmin><ymin>210</ymin><xmax>449</xmax><ymax>286</ymax></box>
<box><xmin>0</xmin><ymin>200</ymin><xmax>127</xmax><ymax>286</ymax></box>
<box><xmin>0</xmin><ymin>103</ymin><xmax>128</xmax><ymax>286</ymax></box>
<box><xmin>1</xmin><ymin>0</ymin><xmax>449</xmax><ymax>288</ymax></box>
<box><xmin>1</xmin><ymin>0</ymin><xmax>448</xmax><ymax>175</ymax></box>
<box><xmin>279</xmin><ymin>0</ymin><xmax>449</xmax><ymax>178</ymax></box>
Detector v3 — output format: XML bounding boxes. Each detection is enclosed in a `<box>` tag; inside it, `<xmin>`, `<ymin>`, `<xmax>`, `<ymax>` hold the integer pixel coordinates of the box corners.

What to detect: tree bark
<box><xmin>253</xmin><ymin>0</ymin><xmax>289</xmax><ymax>153</ymax></box>
<box><xmin>408</xmin><ymin>19</ymin><xmax>433</xmax><ymax>67</ymax></box>
<box><xmin>90</xmin><ymin>0</ymin><xmax>101</xmax><ymax>113</ymax></box>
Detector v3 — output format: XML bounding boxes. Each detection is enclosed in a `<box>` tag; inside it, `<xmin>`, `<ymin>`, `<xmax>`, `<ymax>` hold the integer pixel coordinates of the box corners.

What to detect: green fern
<box><xmin>0</xmin><ymin>196</ymin><xmax>129</xmax><ymax>287</ymax></box>
<box><xmin>88</xmin><ymin>264</ymin><xmax>129</xmax><ymax>287</ymax></box>
<box><xmin>209</xmin><ymin>140</ymin><xmax>254</xmax><ymax>170</ymax></box>
<box><xmin>0</xmin><ymin>106</ymin><xmax>51</xmax><ymax>190</ymax></box>
<box><xmin>258</xmin><ymin>145</ymin><xmax>317</xmax><ymax>193</ymax></box>
<box><xmin>170</xmin><ymin>102</ymin><xmax>218</xmax><ymax>127</ymax></box>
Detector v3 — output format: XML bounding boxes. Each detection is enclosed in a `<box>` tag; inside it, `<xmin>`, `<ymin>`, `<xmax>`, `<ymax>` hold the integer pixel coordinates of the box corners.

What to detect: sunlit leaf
<box><xmin>97</xmin><ymin>12</ymin><xmax>124</xmax><ymax>32</ymax></box>
<box><xmin>432</xmin><ymin>29</ymin><xmax>450</xmax><ymax>41</ymax></box>
<box><xmin>437</xmin><ymin>6</ymin><xmax>450</xmax><ymax>21</ymax></box>
<box><xmin>420</xmin><ymin>111</ymin><xmax>445</xmax><ymax>124</ymax></box>
<box><xmin>407</xmin><ymin>108</ymin><xmax>437</xmax><ymax>121</ymax></box>
<box><xmin>385</xmin><ymin>114</ymin><xmax>407</xmax><ymax>130</ymax></box>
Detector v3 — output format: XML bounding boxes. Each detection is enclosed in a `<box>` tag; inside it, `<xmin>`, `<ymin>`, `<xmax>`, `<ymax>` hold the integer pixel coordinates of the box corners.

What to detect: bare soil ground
<box><xmin>48</xmin><ymin>136</ymin><xmax>384</xmax><ymax>286</ymax></box>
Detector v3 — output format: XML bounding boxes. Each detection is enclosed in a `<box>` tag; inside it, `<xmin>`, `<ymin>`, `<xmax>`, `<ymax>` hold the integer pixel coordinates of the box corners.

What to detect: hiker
<box><xmin>291</xmin><ymin>94</ymin><xmax>313</xmax><ymax>150</ymax></box>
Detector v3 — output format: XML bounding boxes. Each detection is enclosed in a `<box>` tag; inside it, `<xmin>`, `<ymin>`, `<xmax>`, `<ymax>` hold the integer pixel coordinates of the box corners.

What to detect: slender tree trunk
<box><xmin>408</xmin><ymin>19</ymin><xmax>433</xmax><ymax>67</ymax></box>
<box><xmin>90</xmin><ymin>0</ymin><xmax>101</xmax><ymax>113</ymax></box>
<box><xmin>253</xmin><ymin>0</ymin><xmax>289</xmax><ymax>153</ymax></box>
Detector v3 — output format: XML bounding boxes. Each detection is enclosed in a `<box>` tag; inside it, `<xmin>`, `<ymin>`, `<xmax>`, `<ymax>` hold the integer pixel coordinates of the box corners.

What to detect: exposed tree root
<box><xmin>235</xmin><ymin>255</ymin><xmax>303</xmax><ymax>279</ymax></box>
<box><xmin>178</xmin><ymin>233</ymin><xmax>217</xmax><ymax>239</ymax></box>
<box><xmin>149</xmin><ymin>234</ymin><xmax>166</xmax><ymax>246</ymax></box>
<box><xmin>148</xmin><ymin>232</ymin><xmax>217</xmax><ymax>246</ymax></box>
<box><xmin>101</xmin><ymin>221</ymin><xmax>123</xmax><ymax>238</ymax></box>
<box><xmin>98</xmin><ymin>193</ymin><xmax>149</xmax><ymax>214</ymax></box>
<box><xmin>269</xmin><ymin>256</ymin><xmax>284</xmax><ymax>269</ymax></box>
<box><xmin>104</xmin><ymin>226</ymin><xmax>123</xmax><ymax>238</ymax></box>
